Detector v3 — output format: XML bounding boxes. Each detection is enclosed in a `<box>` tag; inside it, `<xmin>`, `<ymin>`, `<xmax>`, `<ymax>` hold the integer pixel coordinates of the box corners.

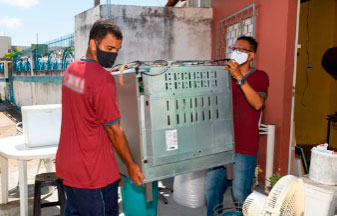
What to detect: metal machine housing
<box><xmin>114</xmin><ymin>65</ymin><xmax>234</xmax><ymax>182</ymax></box>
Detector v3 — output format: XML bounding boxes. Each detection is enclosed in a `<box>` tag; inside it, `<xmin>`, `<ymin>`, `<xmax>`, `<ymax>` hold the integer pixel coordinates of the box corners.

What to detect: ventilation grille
<box><xmin>165</xmin><ymin>95</ymin><xmax>221</xmax><ymax>126</ymax></box>
<box><xmin>143</xmin><ymin>66</ymin><xmax>231</xmax><ymax>130</ymax></box>
<box><xmin>164</xmin><ymin>70</ymin><xmax>218</xmax><ymax>91</ymax></box>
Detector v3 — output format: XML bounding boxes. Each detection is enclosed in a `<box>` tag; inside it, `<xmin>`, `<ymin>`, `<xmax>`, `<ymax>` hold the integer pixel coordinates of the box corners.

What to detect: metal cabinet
<box><xmin>113</xmin><ymin>65</ymin><xmax>234</xmax><ymax>182</ymax></box>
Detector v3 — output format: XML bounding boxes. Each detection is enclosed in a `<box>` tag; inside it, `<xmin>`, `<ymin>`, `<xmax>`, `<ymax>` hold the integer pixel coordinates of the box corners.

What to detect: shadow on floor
<box><xmin>0</xmin><ymin>102</ymin><xmax>22</xmax><ymax>123</ymax></box>
<box><xmin>8</xmin><ymin>184</ymin><xmax>52</xmax><ymax>199</ymax></box>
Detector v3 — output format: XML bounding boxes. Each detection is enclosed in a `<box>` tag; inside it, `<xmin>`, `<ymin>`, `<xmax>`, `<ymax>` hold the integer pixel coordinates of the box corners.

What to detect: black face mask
<box><xmin>96</xmin><ymin>46</ymin><xmax>118</xmax><ymax>68</ymax></box>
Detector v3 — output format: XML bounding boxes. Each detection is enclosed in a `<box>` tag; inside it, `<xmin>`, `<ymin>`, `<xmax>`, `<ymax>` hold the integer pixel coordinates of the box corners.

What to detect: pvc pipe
<box><xmin>265</xmin><ymin>124</ymin><xmax>275</xmax><ymax>189</ymax></box>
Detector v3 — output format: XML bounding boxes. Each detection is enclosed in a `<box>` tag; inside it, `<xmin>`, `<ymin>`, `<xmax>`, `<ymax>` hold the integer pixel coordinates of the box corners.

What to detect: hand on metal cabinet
<box><xmin>127</xmin><ymin>162</ymin><xmax>144</xmax><ymax>186</ymax></box>
<box><xmin>104</xmin><ymin>123</ymin><xmax>145</xmax><ymax>186</ymax></box>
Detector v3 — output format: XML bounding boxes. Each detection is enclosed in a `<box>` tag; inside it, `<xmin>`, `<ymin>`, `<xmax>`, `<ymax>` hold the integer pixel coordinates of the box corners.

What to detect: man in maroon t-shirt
<box><xmin>56</xmin><ymin>19</ymin><xmax>144</xmax><ymax>216</ymax></box>
<box><xmin>206</xmin><ymin>36</ymin><xmax>269</xmax><ymax>215</ymax></box>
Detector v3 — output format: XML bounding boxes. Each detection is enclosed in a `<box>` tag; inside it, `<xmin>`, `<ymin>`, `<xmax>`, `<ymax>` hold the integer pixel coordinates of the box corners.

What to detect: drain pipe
<box><xmin>259</xmin><ymin>124</ymin><xmax>276</xmax><ymax>192</ymax></box>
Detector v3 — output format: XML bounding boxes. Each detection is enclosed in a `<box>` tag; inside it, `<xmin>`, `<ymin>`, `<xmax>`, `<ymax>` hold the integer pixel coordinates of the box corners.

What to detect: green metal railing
<box><xmin>13</xmin><ymin>33</ymin><xmax>75</xmax><ymax>71</ymax></box>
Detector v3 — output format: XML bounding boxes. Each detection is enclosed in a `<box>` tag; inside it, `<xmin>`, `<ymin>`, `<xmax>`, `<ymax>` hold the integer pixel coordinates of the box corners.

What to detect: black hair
<box><xmin>237</xmin><ymin>36</ymin><xmax>258</xmax><ymax>53</ymax></box>
<box><xmin>89</xmin><ymin>18</ymin><xmax>123</xmax><ymax>43</ymax></box>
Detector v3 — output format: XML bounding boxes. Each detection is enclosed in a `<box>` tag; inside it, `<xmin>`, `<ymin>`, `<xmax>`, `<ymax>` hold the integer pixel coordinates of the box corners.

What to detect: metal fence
<box><xmin>13</xmin><ymin>33</ymin><xmax>75</xmax><ymax>71</ymax></box>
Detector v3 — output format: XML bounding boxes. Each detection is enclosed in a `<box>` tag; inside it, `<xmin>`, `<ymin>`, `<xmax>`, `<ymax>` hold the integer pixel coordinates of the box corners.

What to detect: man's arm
<box><xmin>104</xmin><ymin>122</ymin><xmax>145</xmax><ymax>186</ymax></box>
<box><xmin>238</xmin><ymin>82</ymin><xmax>264</xmax><ymax>110</ymax></box>
<box><xmin>224</xmin><ymin>61</ymin><xmax>265</xmax><ymax>110</ymax></box>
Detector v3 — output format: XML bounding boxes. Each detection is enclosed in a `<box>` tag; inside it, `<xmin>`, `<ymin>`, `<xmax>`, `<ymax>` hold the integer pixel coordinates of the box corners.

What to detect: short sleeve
<box><xmin>253</xmin><ymin>71</ymin><xmax>269</xmax><ymax>100</ymax></box>
<box><xmin>95</xmin><ymin>75</ymin><xmax>121</xmax><ymax>125</ymax></box>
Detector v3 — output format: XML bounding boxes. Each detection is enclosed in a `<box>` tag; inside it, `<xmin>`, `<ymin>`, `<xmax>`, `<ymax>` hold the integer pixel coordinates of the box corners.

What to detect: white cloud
<box><xmin>0</xmin><ymin>0</ymin><xmax>39</xmax><ymax>8</ymax></box>
<box><xmin>0</xmin><ymin>17</ymin><xmax>22</xmax><ymax>29</ymax></box>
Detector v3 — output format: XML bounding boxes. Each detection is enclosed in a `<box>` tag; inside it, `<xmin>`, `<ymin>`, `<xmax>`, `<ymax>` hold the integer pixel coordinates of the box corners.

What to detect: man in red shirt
<box><xmin>56</xmin><ymin>18</ymin><xmax>144</xmax><ymax>216</ymax></box>
<box><xmin>206</xmin><ymin>36</ymin><xmax>269</xmax><ymax>215</ymax></box>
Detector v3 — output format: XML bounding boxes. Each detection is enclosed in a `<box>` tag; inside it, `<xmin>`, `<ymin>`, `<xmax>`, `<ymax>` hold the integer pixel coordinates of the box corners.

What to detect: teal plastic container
<box><xmin>121</xmin><ymin>177</ymin><xmax>158</xmax><ymax>216</ymax></box>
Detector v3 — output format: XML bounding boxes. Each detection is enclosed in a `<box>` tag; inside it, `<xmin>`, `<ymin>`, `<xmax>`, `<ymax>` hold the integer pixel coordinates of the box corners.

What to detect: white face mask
<box><xmin>229</xmin><ymin>50</ymin><xmax>249</xmax><ymax>65</ymax></box>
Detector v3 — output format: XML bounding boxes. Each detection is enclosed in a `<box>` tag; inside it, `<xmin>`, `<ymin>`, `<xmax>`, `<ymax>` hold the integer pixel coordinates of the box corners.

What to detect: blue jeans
<box><xmin>64</xmin><ymin>180</ymin><xmax>119</xmax><ymax>216</ymax></box>
<box><xmin>206</xmin><ymin>153</ymin><xmax>257</xmax><ymax>216</ymax></box>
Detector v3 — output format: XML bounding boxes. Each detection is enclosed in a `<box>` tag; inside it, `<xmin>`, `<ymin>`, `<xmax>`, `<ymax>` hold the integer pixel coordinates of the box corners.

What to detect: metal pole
<box><xmin>287</xmin><ymin>0</ymin><xmax>301</xmax><ymax>174</ymax></box>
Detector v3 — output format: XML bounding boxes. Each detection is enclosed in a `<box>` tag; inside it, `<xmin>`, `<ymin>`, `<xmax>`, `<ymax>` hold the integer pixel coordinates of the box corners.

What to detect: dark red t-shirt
<box><xmin>232</xmin><ymin>68</ymin><xmax>269</xmax><ymax>155</ymax></box>
<box><xmin>56</xmin><ymin>59</ymin><xmax>121</xmax><ymax>189</ymax></box>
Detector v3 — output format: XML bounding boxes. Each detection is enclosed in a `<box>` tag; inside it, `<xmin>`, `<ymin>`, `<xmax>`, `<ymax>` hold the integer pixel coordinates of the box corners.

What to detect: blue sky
<box><xmin>0</xmin><ymin>0</ymin><xmax>167</xmax><ymax>46</ymax></box>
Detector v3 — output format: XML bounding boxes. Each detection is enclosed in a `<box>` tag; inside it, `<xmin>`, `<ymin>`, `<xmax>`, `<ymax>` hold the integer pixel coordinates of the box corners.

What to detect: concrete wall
<box><xmin>75</xmin><ymin>6</ymin><xmax>101</xmax><ymax>59</ymax></box>
<box><xmin>295</xmin><ymin>0</ymin><xmax>337</xmax><ymax>149</ymax></box>
<box><xmin>3</xmin><ymin>5</ymin><xmax>212</xmax><ymax>108</ymax></box>
<box><xmin>211</xmin><ymin>0</ymin><xmax>299</xmax><ymax>177</ymax></box>
<box><xmin>0</xmin><ymin>81</ymin><xmax>6</xmax><ymax>101</ymax></box>
<box><xmin>0</xmin><ymin>36</ymin><xmax>12</xmax><ymax>57</ymax></box>
<box><xmin>12</xmin><ymin>70</ymin><xmax>63</xmax><ymax>107</ymax></box>
<box><xmin>75</xmin><ymin>5</ymin><xmax>213</xmax><ymax>62</ymax></box>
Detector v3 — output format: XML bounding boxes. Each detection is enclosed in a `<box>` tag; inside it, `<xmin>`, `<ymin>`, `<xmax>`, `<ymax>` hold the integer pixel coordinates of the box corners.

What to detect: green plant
<box><xmin>269</xmin><ymin>168</ymin><xmax>282</xmax><ymax>187</ymax></box>
<box><xmin>3</xmin><ymin>47</ymin><xmax>21</xmax><ymax>59</ymax></box>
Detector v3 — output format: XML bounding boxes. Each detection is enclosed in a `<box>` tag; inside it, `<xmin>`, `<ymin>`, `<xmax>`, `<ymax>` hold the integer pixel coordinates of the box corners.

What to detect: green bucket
<box><xmin>121</xmin><ymin>176</ymin><xmax>158</xmax><ymax>216</ymax></box>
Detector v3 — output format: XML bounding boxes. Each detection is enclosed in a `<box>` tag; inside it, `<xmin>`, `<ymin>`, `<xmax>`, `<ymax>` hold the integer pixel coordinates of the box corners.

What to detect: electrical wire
<box><xmin>141</xmin><ymin>67</ymin><xmax>171</xmax><ymax>76</ymax></box>
<box><xmin>112</xmin><ymin>59</ymin><xmax>230</xmax><ymax>77</ymax></box>
<box><xmin>301</xmin><ymin>1</ymin><xmax>310</xmax><ymax>107</ymax></box>
<box><xmin>142</xmin><ymin>59</ymin><xmax>230</xmax><ymax>76</ymax></box>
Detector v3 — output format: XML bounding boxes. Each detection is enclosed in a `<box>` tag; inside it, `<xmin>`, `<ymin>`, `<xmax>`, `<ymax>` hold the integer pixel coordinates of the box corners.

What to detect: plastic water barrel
<box><xmin>173</xmin><ymin>170</ymin><xmax>207</xmax><ymax>208</ymax></box>
<box><xmin>121</xmin><ymin>176</ymin><xmax>158</xmax><ymax>216</ymax></box>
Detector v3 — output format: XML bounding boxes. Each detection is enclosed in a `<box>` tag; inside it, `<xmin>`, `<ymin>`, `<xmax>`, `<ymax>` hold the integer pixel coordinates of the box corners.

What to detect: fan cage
<box><xmin>264</xmin><ymin>177</ymin><xmax>294</xmax><ymax>210</ymax></box>
<box><xmin>263</xmin><ymin>176</ymin><xmax>301</xmax><ymax>216</ymax></box>
<box><xmin>279</xmin><ymin>193</ymin><xmax>296</xmax><ymax>216</ymax></box>
<box><xmin>242</xmin><ymin>196</ymin><xmax>254</xmax><ymax>215</ymax></box>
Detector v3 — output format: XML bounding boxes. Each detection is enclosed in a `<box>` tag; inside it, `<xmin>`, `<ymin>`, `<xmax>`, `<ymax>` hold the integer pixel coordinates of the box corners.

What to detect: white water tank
<box><xmin>22</xmin><ymin>104</ymin><xmax>61</xmax><ymax>148</ymax></box>
<box><xmin>309</xmin><ymin>147</ymin><xmax>337</xmax><ymax>185</ymax></box>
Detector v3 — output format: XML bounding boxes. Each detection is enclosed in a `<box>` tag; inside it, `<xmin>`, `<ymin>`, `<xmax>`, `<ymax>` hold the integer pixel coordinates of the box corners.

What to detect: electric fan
<box><xmin>243</xmin><ymin>175</ymin><xmax>305</xmax><ymax>216</ymax></box>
